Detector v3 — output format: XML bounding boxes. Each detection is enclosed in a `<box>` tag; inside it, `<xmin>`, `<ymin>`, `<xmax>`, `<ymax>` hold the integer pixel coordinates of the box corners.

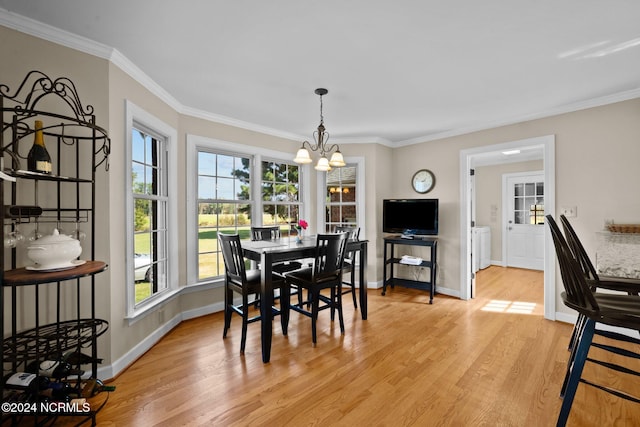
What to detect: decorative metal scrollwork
<box><xmin>1</xmin><ymin>70</ymin><xmax>110</xmax><ymax>172</ymax></box>
<box><xmin>0</xmin><ymin>70</ymin><xmax>94</xmax><ymax>119</ymax></box>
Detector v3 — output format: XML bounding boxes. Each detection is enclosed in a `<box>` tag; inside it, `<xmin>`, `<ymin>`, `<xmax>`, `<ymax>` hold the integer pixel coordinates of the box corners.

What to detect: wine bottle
<box><xmin>27</xmin><ymin>120</ymin><xmax>52</xmax><ymax>174</ymax></box>
<box><xmin>39</xmin><ymin>381</ymin><xmax>73</xmax><ymax>402</ymax></box>
<box><xmin>81</xmin><ymin>378</ymin><xmax>116</xmax><ymax>397</ymax></box>
<box><xmin>63</xmin><ymin>349</ymin><xmax>104</xmax><ymax>365</ymax></box>
<box><xmin>26</xmin><ymin>359</ymin><xmax>84</xmax><ymax>379</ymax></box>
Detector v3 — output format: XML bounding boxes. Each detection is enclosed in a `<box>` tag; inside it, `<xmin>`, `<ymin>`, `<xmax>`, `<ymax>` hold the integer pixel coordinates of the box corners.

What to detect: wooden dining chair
<box><xmin>546</xmin><ymin>215</ymin><xmax>640</xmax><ymax>426</ymax></box>
<box><xmin>285</xmin><ymin>232</ymin><xmax>349</xmax><ymax>345</ymax></box>
<box><xmin>218</xmin><ymin>232</ymin><xmax>285</xmax><ymax>354</ymax></box>
<box><xmin>559</xmin><ymin>215</ymin><xmax>640</xmax><ymax>351</ymax></box>
<box><xmin>334</xmin><ymin>225</ymin><xmax>361</xmax><ymax>313</ymax></box>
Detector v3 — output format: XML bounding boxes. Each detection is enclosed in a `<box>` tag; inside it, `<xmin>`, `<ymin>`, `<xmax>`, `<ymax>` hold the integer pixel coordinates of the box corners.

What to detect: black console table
<box><xmin>382</xmin><ymin>236</ymin><xmax>438</xmax><ymax>304</ymax></box>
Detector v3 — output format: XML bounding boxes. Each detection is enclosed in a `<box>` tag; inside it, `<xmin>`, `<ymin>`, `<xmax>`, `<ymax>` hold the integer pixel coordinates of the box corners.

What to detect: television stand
<box><xmin>382</xmin><ymin>235</ymin><xmax>438</xmax><ymax>303</ymax></box>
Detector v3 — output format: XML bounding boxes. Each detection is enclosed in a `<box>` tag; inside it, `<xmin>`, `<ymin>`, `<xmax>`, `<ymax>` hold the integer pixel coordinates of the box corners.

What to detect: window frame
<box><xmin>125</xmin><ymin>101</ymin><xmax>179</xmax><ymax>320</ymax></box>
<box><xmin>317</xmin><ymin>157</ymin><xmax>365</xmax><ymax>236</ymax></box>
<box><xmin>260</xmin><ymin>159</ymin><xmax>302</xmax><ymax>237</ymax></box>
<box><xmin>186</xmin><ymin>134</ymin><xmax>309</xmax><ymax>287</ymax></box>
<box><xmin>195</xmin><ymin>150</ymin><xmax>253</xmax><ymax>281</ymax></box>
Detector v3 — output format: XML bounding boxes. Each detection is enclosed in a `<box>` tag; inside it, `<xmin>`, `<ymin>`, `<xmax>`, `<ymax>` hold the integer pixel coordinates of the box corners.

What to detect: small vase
<box><xmin>295</xmin><ymin>229</ymin><xmax>303</xmax><ymax>243</ymax></box>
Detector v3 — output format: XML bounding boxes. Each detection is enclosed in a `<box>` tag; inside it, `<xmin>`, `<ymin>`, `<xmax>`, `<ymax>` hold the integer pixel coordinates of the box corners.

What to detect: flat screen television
<box><xmin>383</xmin><ymin>198</ymin><xmax>439</xmax><ymax>235</ymax></box>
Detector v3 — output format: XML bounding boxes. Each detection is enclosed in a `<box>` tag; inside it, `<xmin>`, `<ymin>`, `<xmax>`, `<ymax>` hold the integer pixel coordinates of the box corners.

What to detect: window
<box><xmin>196</xmin><ymin>151</ymin><xmax>251</xmax><ymax>280</ymax></box>
<box><xmin>261</xmin><ymin>161</ymin><xmax>301</xmax><ymax>236</ymax></box>
<box><xmin>186</xmin><ymin>135</ymin><xmax>306</xmax><ymax>286</ymax></box>
<box><xmin>514</xmin><ymin>181</ymin><xmax>544</xmax><ymax>225</ymax></box>
<box><xmin>126</xmin><ymin>101</ymin><xmax>178</xmax><ymax>319</ymax></box>
<box><xmin>131</xmin><ymin>128</ymin><xmax>168</xmax><ymax>304</ymax></box>
<box><xmin>325</xmin><ymin>165</ymin><xmax>358</xmax><ymax>231</ymax></box>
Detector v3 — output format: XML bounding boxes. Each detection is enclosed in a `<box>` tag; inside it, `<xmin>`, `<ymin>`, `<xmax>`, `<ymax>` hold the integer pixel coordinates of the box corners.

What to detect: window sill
<box><xmin>126</xmin><ymin>288</ymin><xmax>181</xmax><ymax>325</ymax></box>
<box><xmin>182</xmin><ymin>277</ymin><xmax>224</xmax><ymax>294</ymax></box>
<box><xmin>125</xmin><ymin>279</ymin><xmax>224</xmax><ymax>325</ymax></box>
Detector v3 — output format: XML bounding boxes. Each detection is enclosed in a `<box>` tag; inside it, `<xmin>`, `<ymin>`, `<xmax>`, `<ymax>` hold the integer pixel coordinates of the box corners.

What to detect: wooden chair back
<box><xmin>311</xmin><ymin>232</ymin><xmax>349</xmax><ymax>284</ymax></box>
<box><xmin>560</xmin><ymin>215</ymin><xmax>600</xmax><ymax>283</ymax></box>
<box><xmin>251</xmin><ymin>226</ymin><xmax>280</xmax><ymax>241</ymax></box>
<box><xmin>546</xmin><ymin>215</ymin><xmax>599</xmax><ymax>312</ymax></box>
<box><xmin>218</xmin><ymin>233</ymin><xmax>247</xmax><ymax>285</ymax></box>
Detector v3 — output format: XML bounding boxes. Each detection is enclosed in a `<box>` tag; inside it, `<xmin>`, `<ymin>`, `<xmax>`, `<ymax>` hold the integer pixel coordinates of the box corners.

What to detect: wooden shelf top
<box><xmin>3</xmin><ymin>260</ymin><xmax>107</xmax><ymax>286</ymax></box>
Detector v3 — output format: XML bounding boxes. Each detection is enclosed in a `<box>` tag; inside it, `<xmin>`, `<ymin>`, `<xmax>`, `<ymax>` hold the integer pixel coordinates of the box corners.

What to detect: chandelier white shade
<box><xmin>293</xmin><ymin>88</ymin><xmax>345</xmax><ymax>171</ymax></box>
<box><xmin>294</xmin><ymin>147</ymin><xmax>312</xmax><ymax>164</ymax></box>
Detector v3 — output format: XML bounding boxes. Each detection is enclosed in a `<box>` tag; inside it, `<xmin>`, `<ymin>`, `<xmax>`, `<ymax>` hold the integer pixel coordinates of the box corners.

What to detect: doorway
<box><xmin>503</xmin><ymin>171</ymin><xmax>545</xmax><ymax>270</ymax></box>
<box><xmin>459</xmin><ymin>135</ymin><xmax>556</xmax><ymax>321</ymax></box>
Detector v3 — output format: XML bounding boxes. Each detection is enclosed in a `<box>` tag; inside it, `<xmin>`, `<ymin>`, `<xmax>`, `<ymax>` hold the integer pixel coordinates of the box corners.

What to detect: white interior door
<box><xmin>504</xmin><ymin>172</ymin><xmax>545</xmax><ymax>270</ymax></box>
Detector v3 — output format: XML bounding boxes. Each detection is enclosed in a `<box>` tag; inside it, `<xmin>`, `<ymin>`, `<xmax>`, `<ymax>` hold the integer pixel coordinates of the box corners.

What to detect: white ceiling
<box><xmin>1</xmin><ymin>1</ymin><xmax>640</xmax><ymax>149</ymax></box>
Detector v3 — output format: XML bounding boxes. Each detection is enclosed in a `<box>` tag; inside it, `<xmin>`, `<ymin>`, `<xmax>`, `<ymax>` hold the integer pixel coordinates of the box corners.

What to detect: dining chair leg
<box><xmin>223</xmin><ymin>286</ymin><xmax>232</xmax><ymax>338</ymax></box>
<box><xmin>330</xmin><ymin>287</ymin><xmax>336</xmax><ymax>322</ymax></box>
<box><xmin>350</xmin><ymin>267</ymin><xmax>358</xmax><ymax>308</ymax></box>
<box><xmin>240</xmin><ymin>292</ymin><xmax>249</xmax><ymax>354</ymax></box>
<box><xmin>280</xmin><ymin>284</ymin><xmax>290</xmax><ymax>336</ymax></box>
<box><xmin>337</xmin><ymin>284</ymin><xmax>345</xmax><ymax>334</ymax></box>
<box><xmin>568</xmin><ymin>313</ymin><xmax>586</xmax><ymax>351</ymax></box>
<box><xmin>311</xmin><ymin>289</ymin><xmax>320</xmax><ymax>345</ymax></box>
<box><xmin>561</xmin><ymin>314</ymin><xmax>587</xmax><ymax>397</ymax></box>
<box><xmin>557</xmin><ymin>318</ymin><xmax>595</xmax><ymax>427</ymax></box>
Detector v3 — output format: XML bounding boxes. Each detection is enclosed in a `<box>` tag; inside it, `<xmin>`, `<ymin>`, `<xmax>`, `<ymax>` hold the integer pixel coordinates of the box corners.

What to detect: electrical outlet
<box><xmin>560</xmin><ymin>206</ymin><xmax>577</xmax><ymax>217</ymax></box>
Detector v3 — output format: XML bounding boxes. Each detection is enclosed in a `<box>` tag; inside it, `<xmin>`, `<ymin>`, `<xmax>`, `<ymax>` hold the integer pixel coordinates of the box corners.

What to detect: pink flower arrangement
<box><xmin>298</xmin><ymin>219</ymin><xmax>308</xmax><ymax>230</ymax></box>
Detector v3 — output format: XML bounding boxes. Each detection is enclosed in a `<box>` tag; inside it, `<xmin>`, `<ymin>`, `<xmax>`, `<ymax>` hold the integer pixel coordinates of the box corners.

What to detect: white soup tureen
<box><xmin>27</xmin><ymin>229</ymin><xmax>82</xmax><ymax>269</ymax></box>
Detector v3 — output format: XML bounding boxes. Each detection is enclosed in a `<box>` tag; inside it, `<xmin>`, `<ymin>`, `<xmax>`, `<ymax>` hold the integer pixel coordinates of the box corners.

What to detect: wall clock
<box><xmin>411</xmin><ymin>169</ymin><xmax>435</xmax><ymax>194</ymax></box>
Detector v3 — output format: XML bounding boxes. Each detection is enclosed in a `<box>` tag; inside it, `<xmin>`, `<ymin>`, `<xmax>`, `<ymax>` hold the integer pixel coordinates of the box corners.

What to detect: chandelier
<box><xmin>293</xmin><ymin>88</ymin><xmax>345</xmax><ymax>171</ymax></box>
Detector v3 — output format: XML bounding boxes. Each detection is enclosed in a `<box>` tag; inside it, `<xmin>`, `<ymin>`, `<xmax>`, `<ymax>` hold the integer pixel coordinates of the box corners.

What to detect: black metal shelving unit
<box><xmin>1</xmin><ymin>71</ymin><xmax>111</xmax><ymax>426</ymax></box>
<box><xmin>382</xmin><ymin>235</ymin><xmax>438</xmax><ymax>304</ymax></box>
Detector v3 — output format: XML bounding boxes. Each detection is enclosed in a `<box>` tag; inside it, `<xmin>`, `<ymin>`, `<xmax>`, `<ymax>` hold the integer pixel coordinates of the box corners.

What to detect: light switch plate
<box><xmin>560</xmin><ymin>206</ymin><xmax>577</xmax><ymax>217</ymax></box>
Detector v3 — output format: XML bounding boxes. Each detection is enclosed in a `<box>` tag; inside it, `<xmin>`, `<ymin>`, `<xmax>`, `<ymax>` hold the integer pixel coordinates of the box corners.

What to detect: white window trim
<box><xmin>316</xmin><ymin>156</ymin><xmax>366</xmax><ymax>238</ymax></box>
<box><xmin>185</xmin><ymin>134</ymin><xmax>309</xmax><ymax>287</ymax></box>
<box><xmin>125</xmin><ymin>100</ymin><xmax>179</xmax><ymax>320</ymax></box>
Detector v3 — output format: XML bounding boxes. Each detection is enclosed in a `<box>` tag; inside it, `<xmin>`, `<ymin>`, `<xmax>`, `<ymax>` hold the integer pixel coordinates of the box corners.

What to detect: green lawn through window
<box><xmin>135</xmin><ymin>226</ymin><xmax>264</xmax><ymax>303</ymax></box>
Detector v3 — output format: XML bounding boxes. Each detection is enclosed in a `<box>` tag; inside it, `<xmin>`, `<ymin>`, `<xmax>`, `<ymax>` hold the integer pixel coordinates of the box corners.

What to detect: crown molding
<box><xmin>393</xmin><ymin>86</ymin><xmax>640</xmax><ymax>147</ymax></box>
<box><xmin>109</xmin><ymin>49</ymin><xmax>183</xmax><ymax>111</ymax></box>
<box><xmin>0</xmin><ymin>8</ymin><xmax>112</xmax><ymax>60</ymax></box>
<box><xmin>331</xmin><ymin>136</ymin><xmax>394</xmax><ymax>146</ymax></box>
<box><xmin>179</xmin><ymin>105</ymin><xmax>305</xmax><ymax>142</ymax></box>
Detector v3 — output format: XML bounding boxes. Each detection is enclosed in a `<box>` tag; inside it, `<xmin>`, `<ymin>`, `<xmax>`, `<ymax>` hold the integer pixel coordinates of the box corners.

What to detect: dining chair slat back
<box><xmin>334</xmin><ymin>225</ymin><xmax>361</xmax><ymax>310</ymax></box>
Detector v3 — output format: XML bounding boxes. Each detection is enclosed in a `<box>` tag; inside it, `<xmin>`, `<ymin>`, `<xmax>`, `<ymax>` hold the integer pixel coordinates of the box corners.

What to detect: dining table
<box><xmin>242</xmin><ymin>235</ymin><xmax>368</xmax><ymax>363</ymax></box>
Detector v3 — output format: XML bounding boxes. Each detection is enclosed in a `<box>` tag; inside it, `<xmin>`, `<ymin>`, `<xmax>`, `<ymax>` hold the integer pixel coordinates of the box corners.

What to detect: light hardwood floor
<box><xmin>66</xmin><ymin>267</ymin><xmax>639</xmax><ymax>426</ymax></box>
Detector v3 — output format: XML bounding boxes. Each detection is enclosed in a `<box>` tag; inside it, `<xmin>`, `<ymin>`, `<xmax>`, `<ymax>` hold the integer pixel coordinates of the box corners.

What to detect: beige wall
<box><xmin>4</xmin><ymin>23</ymin><xmax>640</xmax><ymax>376</ymax></box>
<box><xmin>392</xmin><ymin>98</ymin><xmax>640</xmax><ymax>309</ymax></box>
<box><xmin>475</xmin><ymin>160</ymin><xmax>543</xmax><ymax>264</ymax></box>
